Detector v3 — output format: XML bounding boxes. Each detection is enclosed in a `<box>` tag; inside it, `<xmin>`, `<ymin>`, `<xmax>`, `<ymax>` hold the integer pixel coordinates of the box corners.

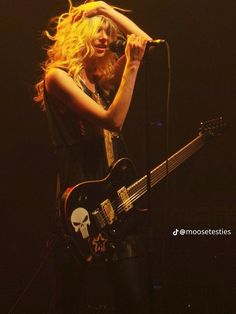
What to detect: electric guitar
<box><xmin>61</xmin><ymin>117</ymin><xmax>227</xmax><ymax>261</ymax></box>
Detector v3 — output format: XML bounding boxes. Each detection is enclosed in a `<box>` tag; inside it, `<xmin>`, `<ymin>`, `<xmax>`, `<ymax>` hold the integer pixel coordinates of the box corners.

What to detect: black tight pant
<box><xmin>49</xmin><ymin>252</ymin><xmax>149</xmax><ymax>314</ymax></box>
<box><xmin>110</xmin><ymin>256</ymin><xmax>149</xmax><ymax>314</ymax></box>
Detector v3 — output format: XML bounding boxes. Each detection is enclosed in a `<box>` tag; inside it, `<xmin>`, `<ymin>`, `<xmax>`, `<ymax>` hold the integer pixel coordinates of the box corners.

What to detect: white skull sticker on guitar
<box><xmin>71</xmin><ymin>207</ymin><xmax>90</xmax><ymax>239</ymax></box>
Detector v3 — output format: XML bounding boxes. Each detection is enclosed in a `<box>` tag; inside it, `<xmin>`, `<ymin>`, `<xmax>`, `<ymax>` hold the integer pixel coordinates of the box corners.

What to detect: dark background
<box><xmin>1</xmin><ymin>0</ymin><xmax>236</xmax><ymax>313</ymax></box>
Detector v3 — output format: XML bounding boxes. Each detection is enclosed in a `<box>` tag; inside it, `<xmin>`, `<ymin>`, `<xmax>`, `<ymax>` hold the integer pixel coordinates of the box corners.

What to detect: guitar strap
<box><xmin>93</xmin><ymin>91</ymin><xmax>115</xmax><ymax>168</ymax></box>
<box><xmin>103</xmin><ymin>129</ymin><xmax>115</xmax><ymax>167</ymax></box>
<box><xmin>55</xmin><ymin>173</ymin><xmax>62</xmax><ymax>215</ymax></box>
<box><xmin>78</xmin><ymin>78</ymin><xmax>116</xmax><ymax>168</ymax></box>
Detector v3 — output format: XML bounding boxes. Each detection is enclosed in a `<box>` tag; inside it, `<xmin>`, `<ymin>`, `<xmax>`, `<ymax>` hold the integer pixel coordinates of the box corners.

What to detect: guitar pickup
<box><xmin>117</xmin><ymin>187</ymin><xmax>133</xmax><ymax>212</ymax></box>
<box><xmin>101</xmin><ymin>199</ymin><xmax>115</xmax><ymax>225</ymax></box>
<box><xmin>92</xmin><ymin>209</ymin><xmax>106</xmax><ymax>229</ymax></box>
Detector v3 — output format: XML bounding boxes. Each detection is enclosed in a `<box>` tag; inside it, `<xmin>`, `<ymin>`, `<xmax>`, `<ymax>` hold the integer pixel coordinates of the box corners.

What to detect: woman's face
<box><xmin>90</xmin><ymin>24</ymin><xmax>111</xmax><ymax>59</ymax></box>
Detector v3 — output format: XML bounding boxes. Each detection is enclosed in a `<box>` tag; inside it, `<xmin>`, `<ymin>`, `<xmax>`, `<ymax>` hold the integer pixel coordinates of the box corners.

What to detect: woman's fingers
<box><xmin>125</xmin><ymin>34</ymin><xmax>148</xmax><ymax>62</ymax></box>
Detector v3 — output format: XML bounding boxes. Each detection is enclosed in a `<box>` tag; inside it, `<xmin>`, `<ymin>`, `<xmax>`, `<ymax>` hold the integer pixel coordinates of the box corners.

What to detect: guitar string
<box><xmin>100</xmin><ymin>140</ymin><xmax>202</xmax><ymax>221</ymax></box>
<box><xmin>125</xmin><ymin>141</ymin><xmax>203</xmax><ymax>208</ymax></box>
<box><xmin>128</xmin><ymin>139</ymin><xmax>203</xmax><ymax>200</ymax></box>
<box><xmin>98</xmin><ymin>123</ymin><xmax>225</xmax><ymax>223</ymax></box>
<box><xmin>127</xmin><ymin>137</ymin><xmax>203</xmax><ymax>197</ymax></box>
<box><xmin>98</xmin><ymin>159</ymin><xmax>190</xmax><ymax>224</ymax></box>
<box><xmin>97</xmin><ymin>139</ymin><xmax>203</xmax><ymax>223</ymax></box>
<box><xmin>114</xmin><ymin>141</ymin><xmax>203</xmax><ymax>216</ymax></box>
<box><xmin>102</xmin><ymin>153</ymin><xmax>200</xmax><ymax>224</ymax></box>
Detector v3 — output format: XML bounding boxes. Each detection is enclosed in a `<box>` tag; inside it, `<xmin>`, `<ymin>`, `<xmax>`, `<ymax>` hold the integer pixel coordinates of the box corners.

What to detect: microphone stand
<box><xmin>143</xmin><ymin>50</ymin><xmax>154</xmax><ymax>314</ymax></box>
<box><xmin>144</xmin><ymin>53</ymin><xmax>151</xmax><ymax>218</ymax></box>
<box><xmin>143</xmin><ymin>41</ymin><xmax>171</xmax><ymax>314</ymax></box>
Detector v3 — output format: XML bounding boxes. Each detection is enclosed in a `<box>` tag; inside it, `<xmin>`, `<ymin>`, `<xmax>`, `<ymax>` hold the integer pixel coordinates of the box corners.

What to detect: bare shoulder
<box><xmin>44</xmin><ymin>68</ymin><xmax>99</xmax><ymax>117</ymax></box>
<box><xmin>45</xmin><ymin>68</ymin><xmax>74</xmax><ymax>93</ymax></box>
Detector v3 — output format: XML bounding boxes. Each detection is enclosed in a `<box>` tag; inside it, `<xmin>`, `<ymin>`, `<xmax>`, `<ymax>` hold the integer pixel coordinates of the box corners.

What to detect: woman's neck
<box><xmin>80</xmin><ymin>67</ymin><xmax>96</xmax><ymax>93</ymax></box>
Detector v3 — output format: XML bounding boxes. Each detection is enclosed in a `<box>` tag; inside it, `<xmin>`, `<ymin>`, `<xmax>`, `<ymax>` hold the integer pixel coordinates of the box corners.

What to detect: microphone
<box><xmin>109</xmin><ymin>38</ymin><xmax>166</xmax><ymax>54</ymax></box>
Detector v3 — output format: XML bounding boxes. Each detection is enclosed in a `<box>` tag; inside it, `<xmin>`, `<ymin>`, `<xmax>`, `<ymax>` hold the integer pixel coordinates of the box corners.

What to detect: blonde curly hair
<box><xmin>34</xmin><ymin>0</ymin><xmax>122</xmax><ymax>110</ymax></box>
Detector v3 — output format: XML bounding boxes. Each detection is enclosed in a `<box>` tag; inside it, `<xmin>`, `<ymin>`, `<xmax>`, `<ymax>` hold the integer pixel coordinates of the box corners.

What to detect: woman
<box><xmin>35</xmin><ymin>1</ymin><xmax>152</xmax><ymax>313</ymax></box>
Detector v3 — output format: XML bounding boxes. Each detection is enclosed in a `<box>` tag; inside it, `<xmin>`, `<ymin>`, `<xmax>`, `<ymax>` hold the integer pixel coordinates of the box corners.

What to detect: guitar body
<box><xmin>61</xmin><ymin>158</ymin><xmax>136</xmax><ymax>261</ymax></box>
<box><xmin>61</xmin><ymin>118</ymin><xmax>226</xmax><ymax>262</ymax></box>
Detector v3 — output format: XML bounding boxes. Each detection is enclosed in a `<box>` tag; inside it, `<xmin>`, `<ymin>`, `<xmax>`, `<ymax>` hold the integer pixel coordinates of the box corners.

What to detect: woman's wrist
<box><xmin>99</xmin><ymin>2</ymin><xmax>113</xmax><ymax>17</ymax></box>
<box><xmin>125</xmin><ymin>59</ymin><xmax>141</xmax><ymax>72</ymax></box>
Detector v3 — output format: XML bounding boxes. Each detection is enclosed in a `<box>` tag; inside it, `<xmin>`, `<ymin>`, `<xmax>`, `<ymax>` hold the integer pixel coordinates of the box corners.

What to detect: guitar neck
<box><xmin>127</xmin><ymin>134</ymin><xmax>204</xmax><ymax>202</ymax></box>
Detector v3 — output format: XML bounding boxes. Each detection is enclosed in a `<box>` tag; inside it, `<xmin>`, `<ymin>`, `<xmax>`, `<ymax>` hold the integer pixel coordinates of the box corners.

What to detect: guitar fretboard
<box><xmin>127</xmin><ymin>134</ymin><xmax>204</xmax><ymax>203</ymax></box>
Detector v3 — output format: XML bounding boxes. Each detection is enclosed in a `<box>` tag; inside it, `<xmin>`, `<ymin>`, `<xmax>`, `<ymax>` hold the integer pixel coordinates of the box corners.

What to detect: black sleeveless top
<box><xmin>44</xmin><ymin>76</ymin><xmax>145</xmax><ymax>261</ymax></box>
<box><xmin>44</xmin><ymin>79</ymin><xmax>127</xmax><ymax>194</ymax></box>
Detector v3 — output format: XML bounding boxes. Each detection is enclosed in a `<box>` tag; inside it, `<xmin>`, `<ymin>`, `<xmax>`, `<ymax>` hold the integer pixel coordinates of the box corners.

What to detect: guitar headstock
<box><xmin>199</xmin><ymin>117</ymin><xmax>228</xmax><ymax>137</ymax></box>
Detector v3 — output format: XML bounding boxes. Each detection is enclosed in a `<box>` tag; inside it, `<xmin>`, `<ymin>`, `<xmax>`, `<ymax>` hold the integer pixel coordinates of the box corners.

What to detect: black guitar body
<box><xmin>61</xmin><ymin>118</ymin><xmax>227</xmax><ymax>262</ymax></box>
<box><xmin>62</xmin><ymin>158</ymin><xmax>136</xmax><ymax>261</ymax></box>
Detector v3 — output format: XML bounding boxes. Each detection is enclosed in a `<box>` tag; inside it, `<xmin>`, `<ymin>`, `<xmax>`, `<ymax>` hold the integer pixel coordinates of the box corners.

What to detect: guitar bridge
<box><xmin>92</xmin><ymin>209</ymin><xmax>106</xmax><ymax>229</ymax></box>
<box><xmin>101</xmin><ymin>199</ymin><xmax>115</xmax><ymax>225</ymax></box>
<box><xmin>117</xmin><ymin>187</ymin><xmax>133</xmax><ymax>212</ymax></box>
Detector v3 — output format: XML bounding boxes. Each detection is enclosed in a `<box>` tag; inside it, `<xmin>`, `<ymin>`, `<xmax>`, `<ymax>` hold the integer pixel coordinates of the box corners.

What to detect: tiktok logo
<box><xmin>173</xmin><ymin>229</ymin><xmax>179</xmax><ymax>236</ymax></box>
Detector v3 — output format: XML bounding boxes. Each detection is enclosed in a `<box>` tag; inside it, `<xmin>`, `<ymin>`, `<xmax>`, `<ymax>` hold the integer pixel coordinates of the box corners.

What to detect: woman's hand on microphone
<box><xmin>125</xmin><ymin>34</ymin><xmax>148</xmax><ymax>64</ymax></box>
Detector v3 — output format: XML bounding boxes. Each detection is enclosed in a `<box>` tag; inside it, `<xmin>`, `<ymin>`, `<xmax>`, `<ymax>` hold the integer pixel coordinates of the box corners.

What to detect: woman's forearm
<box><xmin>100</xmin><ymin>4</ymin><xmax>152</xmax><ymax>39</ymax></box>
<box><xmin>107</xmin><ymin>60</ymin><xmax>140</xmax><ymax>131</ymax></box>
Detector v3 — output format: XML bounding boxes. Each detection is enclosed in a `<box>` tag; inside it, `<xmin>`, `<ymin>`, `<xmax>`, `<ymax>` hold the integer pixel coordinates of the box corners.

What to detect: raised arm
<box><xmin>78</xmin><ymin>1</ymin><xmax>152</xmax><ymax>88</ymax></box>
<box><xmin>76</xmin><ymin>1</ymin><xmax>152</xmax><ymax>39</ymax></box>
<box><xmin>45</xmin><ymin>35</ymin><xmax>147</xmax><ymax>132</ymax></box>
<box><xmin>45</xmin><ymin>1</ymin><xmax>151</xmax><ymax>132</ymax></box>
